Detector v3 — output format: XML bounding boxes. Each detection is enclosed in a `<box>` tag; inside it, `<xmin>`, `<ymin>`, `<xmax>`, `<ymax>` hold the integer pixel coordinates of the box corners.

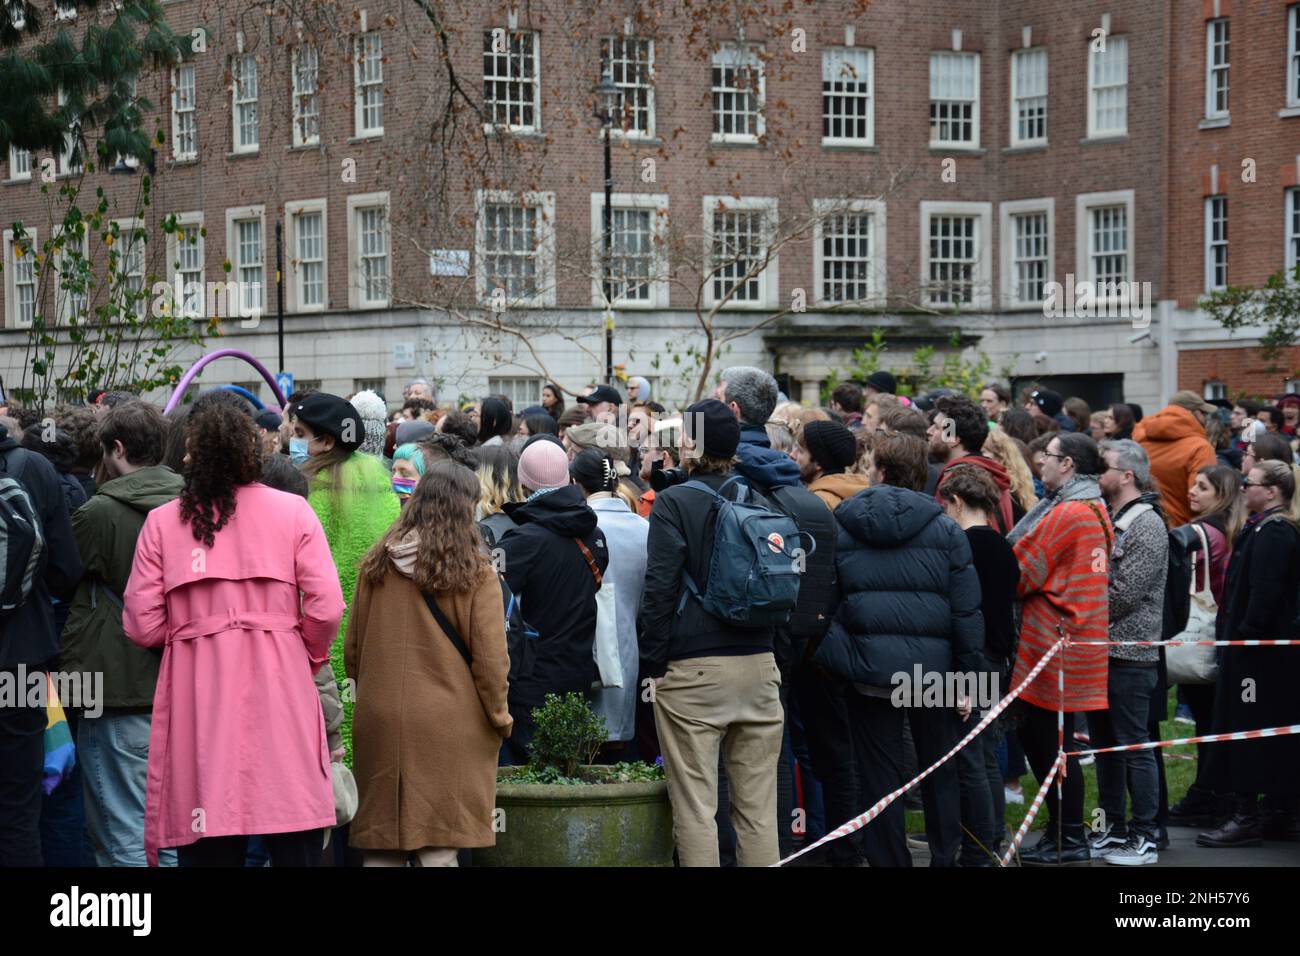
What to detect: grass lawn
<box><xmin>904</xmin><ymin>688</ymin><xmax>1196</xmax><ymax>837</ymax></box>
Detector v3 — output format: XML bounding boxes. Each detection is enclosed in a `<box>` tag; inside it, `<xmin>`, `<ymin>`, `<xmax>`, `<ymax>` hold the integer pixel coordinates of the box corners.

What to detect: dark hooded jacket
<box><xmin>500</xmin><ymin>484</ymin><xmax>608</xmax><ymax>711</ymax></box>
<box><xmin>639</xmin><ymin>470</ymin><xmax>776</xmax><ymax>677</ymax></box>
<box><xmin>734</xmin><ymin>424</ymin><xmax>802</xmax><ymax>491</ymax></box>
<box><xmin>61</xmin><ymin>465</ymin><xmax>185</xmax><ymax>708</ymax></box>
<box><xmin>0</xmin><ymin>426</ymin><xmax>82</xmax><ymax>669</ymax></box>
<box><xmin>814</xmin><ymin>484</ymin><xmax>984</xmax><ymax>687</ymax></box>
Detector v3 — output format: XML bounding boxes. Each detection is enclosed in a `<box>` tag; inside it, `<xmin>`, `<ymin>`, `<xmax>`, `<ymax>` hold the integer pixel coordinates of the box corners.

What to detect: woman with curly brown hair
<box><xmin>122</xmin><ymin>402</ymin><xmax>345</xmax><ymax>867</ymax></box>
<box><xmin>345</xmin><ymin>461</ymin><xmax>513</xmax><ymax>867</ymax></box>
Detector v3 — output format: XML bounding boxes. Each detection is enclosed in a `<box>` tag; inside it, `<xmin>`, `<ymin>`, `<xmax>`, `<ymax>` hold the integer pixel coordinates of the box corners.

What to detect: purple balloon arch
<box><xmin>163</xmin><ymin>349</ymin><xmax>287</xmax><ymax>414</ymax></box>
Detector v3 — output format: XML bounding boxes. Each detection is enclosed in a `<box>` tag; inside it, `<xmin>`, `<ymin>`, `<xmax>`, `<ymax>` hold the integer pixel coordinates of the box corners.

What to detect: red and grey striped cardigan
<box><xmin>1011</xmin><ymin>498</ymin><xmax>1113</xmax><ymax>712</ymax></box>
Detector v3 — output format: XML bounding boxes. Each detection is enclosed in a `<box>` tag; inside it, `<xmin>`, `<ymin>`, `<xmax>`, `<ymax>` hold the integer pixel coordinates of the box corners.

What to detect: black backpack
<box><xmin>765</xmin><ymin>484</ymin><xmax>839</xmax><ymax>666</ymax></box>
<box><xmin>0</xmin><ymin>449</ymin><xmax>44</xmax><ymax>620</ymax></box>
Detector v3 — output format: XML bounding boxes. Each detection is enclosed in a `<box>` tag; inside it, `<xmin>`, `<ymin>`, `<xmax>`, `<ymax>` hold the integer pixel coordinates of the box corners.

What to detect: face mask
<box><xmin>288</xmin><ymin>437</ymin><xmax>311</xmax><ymax>465</ymax></box>
<box><xmin>391</xmin><ymin>476</ymin><xmax>418</xmax><ymax>497</ymax></box>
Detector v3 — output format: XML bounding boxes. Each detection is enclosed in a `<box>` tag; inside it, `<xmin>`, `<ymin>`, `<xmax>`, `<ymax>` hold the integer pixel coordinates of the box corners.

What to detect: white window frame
<box><xmin>7</xmin><ymin>145</ymin><xmax>32</xmax><ymax>182</ymax></box>
<box><xmin>1205</xmin><ymin>195</ymin><xmax>1228</xmax><ymax>293</ymax></box>
<box><xmin>1010</xmin><ymin>48</ymin><xmax>1048</xmax><ymax>147</ymax></box>
<box><xmin>812</xmin><ymin>197</ymin><xmax>887</xmax><ymax>308</ymax></box>
<box><xmin>487</xmin><ymin>376</ymin><xmax>544</xmax><ymax>409</ymax></box>
<box><xmin>998</xmin><ymin>197</ymin><xmax>1056</xmax><ymax>310</ymax></box>
<box><xmin>224</xmin><ymin>205</ymin><xmax>266</xmax><ymax>316</ymax></box>
<box><xmin>474</xmin><ymin>189</ymin><xmax>557</xmax><ymax>309</ymax></box>
<box><xmin>231</xmin><ymin>53</ymin><xmax>259</xmax><ymax>154</ymax></box>
<box><xmin>54</xmin><ymin>226</ymin><xmax>89</xmax><ymax>326</ymax></box>
<box><xmin>346</xmin><ymin>191</ymin><xmax>391</xmax><ymax>310</ymax></box>
<box><xmin>57</xmin><ymin>88</ymin><xmax>81</xmax><ymax>176</ymax></box>
<box><xmin>601</xmin><ymin>35</ymin><xmax>655</xmax><ymax>140</ymax></box>
<box><xmin>1087</xmin><ymin>34</ymin><xmax>1128</xmax><ymax>138</ymax></box>
<box><xmin>3</xmin><ymin>227</ymin><xmax>38</xmax><ymax>329</ymax></box>
<box><xmin>929</xmin><ymin>51</ymin><xmax>980</xmax><ymax>149</ymax></box>
<box><xmin>1286</xmin><ymin>186</ymin><xmax>1300</xmax><ymax>273</ymax></box>
<box><xmin>1205</xmin><ymin>18</ymin><xmax>1229</xmax><ymax>120</ymax></box>
<box><xmin>111</xmin><ymin>218</ymin><xmax>147</xmax><ymax>321</ymax></box>
<box><xmin>589</xmin><ymin>192</ymin><xmax>669</xmax><ymax>309</ymax></box>
<box><xmin>821</xmin><ymin>47</ymin><xmax>874</xmax><ymax>147</ymax></box>
<box><xmin>1075</xmin><ymin>190</ymin><xmax>1136</xmax><ymax>304</ymax></box>
<box><xmin>166</xmin><ymin>211</ymin><xmax>204</xmax><ymax>319</ymax></box>
<box><xmin>711</xmin><ymin>42</ymin><xmax>765</xmax><ymax>144</ymax></box>
<box><xmin>285</xmin><ymin>198</ymin><xmax>328</xmax><ymax>313</ymax></box>
<box><xmin>919</xmin><ymin>200</ymin><xmax>993</xmax><ymax>311</ymax></box>
<box><xmin>292</xmin><ymin>44</ymin><xmax>321</xmax><ymax>147</ymax></box>
<box><xmin>1288</xmin><ymin>5</ymin><xmax>1300</xmax><ymax>109</ymax></box>
<box><xmin>171</xmin><ymin>64</ymin><xmax>198</xmax><ymax>161</ymax></box>
<box><xmin>701</xmin><ymin>195</ymin><xmax>779</xmax><ymax>310</ymax></box>
<box><xmin>1204</xmin><ymin>380</ymin><xmax>1227</xmax><ymax>402</ymax></box>
<box><xmin>482</xmin><ymin>29</ymin><xmax>541</xmax><ymax>134</ymax></box>
<box><xmin>354</xmin><ymin>32</ymin><xmax>384</xmax><ymax>138</ymax></box>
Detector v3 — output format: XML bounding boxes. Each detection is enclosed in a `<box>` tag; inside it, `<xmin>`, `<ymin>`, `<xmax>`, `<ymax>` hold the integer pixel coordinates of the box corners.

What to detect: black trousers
<box><xmin>1182</xmin><ymin>681</ymin><xmax>1217</xmax><ymax>797</ymax></box>
<box><xmin>792</xmin><ymin>662</ymin><xmax>861</xmax><ymax>865</ymax></box>
<box><xmin>0</xmin><ymin>691</ymin><xmax>46</xmax><ymax>867</ymax></box>
<box><xmin>178</xmin><ymin>829</ymin><xmax>324</xmax><ymax>867</ymax></box>
<box><xmin>1016</xmin><ymin>702</ymin><xmax>1084</xmax><ymax>837</ymax></box>
<box><xmin>847</xmin><ymin>692</ymin><xmax>961</xmax><ymax>867</ymax></box>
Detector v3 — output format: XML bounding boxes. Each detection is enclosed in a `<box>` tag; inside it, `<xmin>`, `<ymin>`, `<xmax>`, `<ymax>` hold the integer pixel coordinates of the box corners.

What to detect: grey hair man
<box><xmin>403</xmin><ymin>378</ymin><xmax>435</xmax><ymax>403</ymax></box>
<box><xmin>1090</xmin><ymin>437</ymin><xmax>1168</xmax><ymax>866</ymax></box>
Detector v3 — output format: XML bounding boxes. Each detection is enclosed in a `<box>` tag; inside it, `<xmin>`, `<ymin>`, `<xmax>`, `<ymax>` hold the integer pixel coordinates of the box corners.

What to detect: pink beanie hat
<box><xmin>518</xmin><ymin>440</ymin><xmax>572</xmax><ymax>492</ymax></box>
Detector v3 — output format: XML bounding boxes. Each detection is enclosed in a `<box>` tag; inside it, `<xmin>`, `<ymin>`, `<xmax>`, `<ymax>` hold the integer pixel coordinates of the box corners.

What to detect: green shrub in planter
<box><xmin>473</xmin><ymin>693</ymin><xmax>674</xmax><ymax>866</ymax></box>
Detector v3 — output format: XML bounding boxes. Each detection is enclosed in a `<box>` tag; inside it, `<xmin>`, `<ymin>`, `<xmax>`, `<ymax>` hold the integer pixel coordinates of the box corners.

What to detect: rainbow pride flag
<box><xmin>43</xmin><ymin>674</ymin><xmax>76</xmax><ymax>795</ymax></box>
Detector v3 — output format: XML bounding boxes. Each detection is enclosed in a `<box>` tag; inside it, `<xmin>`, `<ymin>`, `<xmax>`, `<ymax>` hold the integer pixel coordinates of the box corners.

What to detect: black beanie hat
<box><xmin>802</xmin><ymin>420</ymin><xmax>857</xmax><ymax>474</ymax></box>
<box><xmin>1031</xmin><ymin>388</ymin><xmax>1064</xmax><ymax>419</ymax></box>
<box><xmin>292</xmin><ymin>393</ymin><xmax>363</xmax><ymax>452</ymax></box>
<box><xmin>683</xmin><ymin>399</ymin><xmax>741</xmax><ymax>459</ymax></box>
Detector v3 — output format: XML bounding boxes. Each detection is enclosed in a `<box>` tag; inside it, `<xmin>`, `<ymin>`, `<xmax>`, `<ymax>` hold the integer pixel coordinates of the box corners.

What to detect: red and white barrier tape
<box><xmin>1000</xmin><ymin>754</ymin><xmax>1063</xmax><ymax>867</ymax></box>
<box><xmin>1066</xmin><ymin>723</ymin><xmax>1300</xmax><ymax>758</ymax></box>
<box><xmin>773</xmin><ymin>638</ymin><xmax>1066</xmax><ymax>867</ymax></box>
<box><xmin>1071</xmin><ymin>639</ymin><xmax>1300</xmax><ymax>647</ymax></box>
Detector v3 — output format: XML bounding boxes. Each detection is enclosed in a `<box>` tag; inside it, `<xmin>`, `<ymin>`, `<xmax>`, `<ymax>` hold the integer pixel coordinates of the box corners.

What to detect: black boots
<box><xmin>1018</xmin><ymin>823</ymin><xmax>1092</xmax><ymax>866</ymax></box>
<box><xmin>1169</xmin><ymin>786</ymin><xmax>1220</xmax><ymax>829</ymax></box>
<box><xmin>1196</xmin><ymin>794</ymin><xmax>1261</xmax><ymax>848</ymax></box>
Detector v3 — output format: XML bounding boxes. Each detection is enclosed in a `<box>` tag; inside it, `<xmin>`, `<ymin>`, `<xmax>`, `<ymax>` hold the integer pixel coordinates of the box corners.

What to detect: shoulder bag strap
<box><xmin>1084</xmin><ymin>499</ymin><xmax>1113</xmax><ymax>552</ymax></box>
<box><xmin>422</xmin><ymin>592</ymin><xmax>472</xmax><ymax>668</ymax></box>
<box><xmin>574</xmin><ymin>537</ymin><xmax>603</xmax><ymax>589</ymax></box>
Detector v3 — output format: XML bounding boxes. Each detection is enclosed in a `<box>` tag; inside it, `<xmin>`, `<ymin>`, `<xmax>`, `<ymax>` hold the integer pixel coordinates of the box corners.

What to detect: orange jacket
<box><xmin>1132</xmin><ymin>404</ymin><xmax>1217</xmax><ymax>527</ymax></box>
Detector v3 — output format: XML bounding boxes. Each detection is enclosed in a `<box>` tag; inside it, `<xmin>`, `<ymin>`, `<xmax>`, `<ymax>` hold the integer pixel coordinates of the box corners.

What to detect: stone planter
<box><xmin>472</xmin><ymin>767</ymin><xmax>674</xmax><ymax>867</ymax></box>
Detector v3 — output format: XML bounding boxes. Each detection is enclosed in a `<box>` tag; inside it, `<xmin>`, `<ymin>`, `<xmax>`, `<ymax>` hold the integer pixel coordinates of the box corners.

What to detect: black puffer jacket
<box><xmin>638</xmin><ymin>471</ymin><xmax>776</xmax><ymax>678</ymax></box>
<box><xmin>499</xmin><ymin>484</ymin><xmax>608</xmax><ymax>711</ymax></box>
<box><xmin>0</xmin><ymin>429</ymin><xmax>82</xmax><ymax>669</ymax></box>
<box><xmin>814</xmin><ymin>484</ymin><xmax>984</xmax><ymax>687</ymax></box>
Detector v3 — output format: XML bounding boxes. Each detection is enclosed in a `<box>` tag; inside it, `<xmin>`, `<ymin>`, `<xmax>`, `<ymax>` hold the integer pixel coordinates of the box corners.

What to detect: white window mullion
<box><xmin>293</xmin><ymin>45</ymin><xmax>321</xmax><ymax>147</ymax></box>
<box><xmin>1010</xmin><ymin>48</ymin><xmax>1047</xmax><ymax>146</ymax></box>
<box><xmin>354</xmin><ymin>32</ymin><xmax>384</xmax><ymax>137</ymax></box>
<box><xmin>171</xmin><ymin>64</ymin><xmax>197</xmax><ymax>160</ymax></box>
<box><xmin>1205</xmin><ymin>196</ymin><xmax>1228</xmax><ymax>292</ymax></box>
<box><xmin>232</xmin><ymin>54</ymin><xmax>260</xmax><ymax>153</ymax></box>
<box><xmin>601</xmin><ymin>36</ymin><xmax>654</xmax><ymax>138</ymax></box>
<box><xmin>1205</xmin><ymin>19</ymin><xmax>1229</xmax><ymax>120</ymax></box>
<box><xmin>822</xmin><ymin>48</ymin><xmax>874</xmax><ymax>146</ymax></box>
<box><xmin>1088</xmin><ymin>35</ymin><xmax>1128</xmax><ymax>137</ymax></box>
<box><xmin>929</xmin><ymin>52</ymin><xmax>979</xmax><ymax>148</ymax></box>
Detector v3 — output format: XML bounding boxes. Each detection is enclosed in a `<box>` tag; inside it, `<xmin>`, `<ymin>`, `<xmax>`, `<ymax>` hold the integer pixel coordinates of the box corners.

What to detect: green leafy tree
<box><xmin>1</xmin><ymin>1</ymin><xmax>198</xmax><ymax>411</ymax></box>
<box><xmin>1200</xmin><ymin>265</ymin><xmax>1300</xmax><ymax>376</ymax></box>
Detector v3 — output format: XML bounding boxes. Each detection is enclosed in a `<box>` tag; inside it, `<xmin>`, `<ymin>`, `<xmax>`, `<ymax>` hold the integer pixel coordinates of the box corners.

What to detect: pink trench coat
<box><xmin>123</xmin><ymin>483</ymin><xmax>346</xmax><ymax>865</ymax></box>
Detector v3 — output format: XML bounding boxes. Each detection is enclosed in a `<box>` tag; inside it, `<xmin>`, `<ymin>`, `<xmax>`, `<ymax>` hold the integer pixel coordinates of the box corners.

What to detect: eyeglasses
<box><xmin>1041</xmin><ymin>452</ymin><xmax>1069</xmax><ymax>461</ymax></box>
<box><xmin>1241</xmin><ymin>480</ymin><xmax>1270</xmax><ymax>489</ymax></box>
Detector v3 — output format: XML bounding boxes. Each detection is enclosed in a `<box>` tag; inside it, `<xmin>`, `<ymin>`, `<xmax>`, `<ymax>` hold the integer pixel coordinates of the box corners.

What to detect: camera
<box><xmin>649</xmin><ymin>460</ymin><xmax>690</xmax><ymax>492</ymax></box>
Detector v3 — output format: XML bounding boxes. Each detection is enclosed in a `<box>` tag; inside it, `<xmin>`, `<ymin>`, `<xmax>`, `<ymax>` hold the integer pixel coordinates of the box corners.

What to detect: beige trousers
<box><xmin>362</xmin><ymin>847</ymin><xmax>459</xmax><ymax>867</ymax></box>
<box><xmin>653</xmin><ymin>653</ymin><xmax>784</xmax><ymax>867</ymax></box>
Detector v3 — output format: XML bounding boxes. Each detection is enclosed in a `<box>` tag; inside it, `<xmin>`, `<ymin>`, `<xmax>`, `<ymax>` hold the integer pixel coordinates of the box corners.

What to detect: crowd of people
<box><xmin>0</xmin><ymin>366</ymin><xmax>1297</xmax><ymax>868</ymax></box>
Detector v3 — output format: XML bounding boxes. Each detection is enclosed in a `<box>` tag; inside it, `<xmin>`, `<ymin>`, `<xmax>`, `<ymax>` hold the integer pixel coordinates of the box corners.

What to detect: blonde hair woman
<box><xmin>983</xmin><ymin>426</ymin><xmax>1038</xmax><ymax>516</ymax></box>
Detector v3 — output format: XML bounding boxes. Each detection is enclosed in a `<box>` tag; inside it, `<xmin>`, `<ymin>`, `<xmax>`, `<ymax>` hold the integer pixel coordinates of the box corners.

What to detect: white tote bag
<box><xmin>1166</xmin><ymin>523</ymin><xmax>1220</xmax><ymax>685</ymax></box>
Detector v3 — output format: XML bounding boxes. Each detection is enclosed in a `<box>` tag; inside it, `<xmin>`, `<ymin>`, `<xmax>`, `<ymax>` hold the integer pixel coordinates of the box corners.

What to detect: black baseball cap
<box><xmin>577</xmin><ymin>385</ymin><xmax>623</xmax><ymax>406</ymax></box>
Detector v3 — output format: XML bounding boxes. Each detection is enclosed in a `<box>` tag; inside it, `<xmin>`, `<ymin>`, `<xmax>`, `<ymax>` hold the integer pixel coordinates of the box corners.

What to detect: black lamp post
<box><xmin>593</xmin><ymin>67</ymin><xmax>620</xmax><ymax>387</ymax></box>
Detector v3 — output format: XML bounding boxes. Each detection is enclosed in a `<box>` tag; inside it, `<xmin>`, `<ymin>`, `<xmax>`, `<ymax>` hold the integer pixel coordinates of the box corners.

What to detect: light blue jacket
<box><xmin>588</xmin><ymin>495</ymin><xmax>649</xmax><ymax>741</ymax></box>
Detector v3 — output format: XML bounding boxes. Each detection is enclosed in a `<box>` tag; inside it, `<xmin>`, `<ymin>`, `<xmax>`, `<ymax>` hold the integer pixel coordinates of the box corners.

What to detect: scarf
<box><xmin>1006</xmin><ymin>474</ymin><xmax>1102</xmax><ymax>546</ymax></box>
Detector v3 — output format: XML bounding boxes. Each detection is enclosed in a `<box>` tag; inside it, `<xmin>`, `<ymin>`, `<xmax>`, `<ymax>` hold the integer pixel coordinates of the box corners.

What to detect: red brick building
<box><xmin>0</xmin><ymin>1</ymin><xmax>1291</xmax><ymax>410</ymax></box>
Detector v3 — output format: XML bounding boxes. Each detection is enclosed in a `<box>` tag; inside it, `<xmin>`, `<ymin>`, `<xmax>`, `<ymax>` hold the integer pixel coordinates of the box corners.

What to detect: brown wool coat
<box><xmin>344</xmin><ymin>564</ymin><xmax>512</xmax><ymax>851</ymax></box>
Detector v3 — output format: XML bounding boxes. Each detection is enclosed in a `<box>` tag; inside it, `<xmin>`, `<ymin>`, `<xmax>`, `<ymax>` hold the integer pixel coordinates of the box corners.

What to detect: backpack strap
<box><xmin>574</xmin><ymin>537</ymin><xmax>603</xmax><ymax>588</ymax></box>
<box><xmin>90</xmin><ymin>580</ymin><xmax>126</xmax><ymax>612</ymax></box>
<box><xmin>422</xmin><ymin>591</ymin><xmax>472</xmax><ymax>669</ymax></box>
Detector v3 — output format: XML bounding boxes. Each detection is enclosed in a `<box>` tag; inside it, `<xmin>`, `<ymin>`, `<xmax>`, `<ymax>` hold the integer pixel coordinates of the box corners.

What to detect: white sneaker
<box><xmin>1089</xmin><ymin>825</ymin><xmax>1126</xmax><ymax>855</ymax></box>
<box><xmin>1004</xmin><ymin>785</ymin><xmax>1025</xmax><ymax>805</ymax></box>
<box><xmin>1103</xmin><ymin>833</ymin><xmax>1158</xmax><ymax>866</ymax></box>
